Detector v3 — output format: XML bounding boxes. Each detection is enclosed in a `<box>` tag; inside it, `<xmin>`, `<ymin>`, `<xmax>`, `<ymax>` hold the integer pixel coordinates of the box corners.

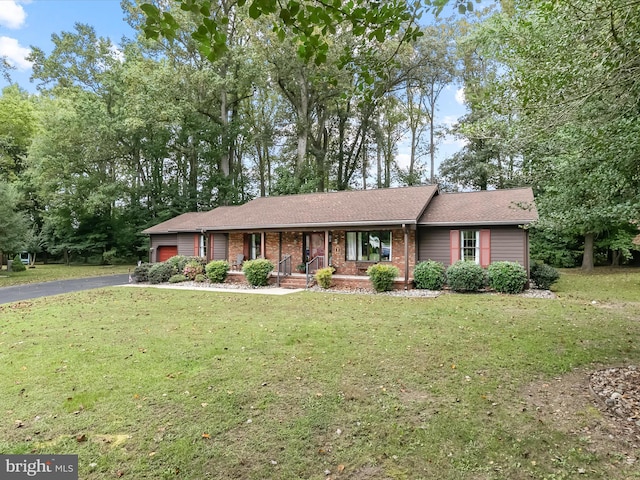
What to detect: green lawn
<box><xmin>1</xmin><ymin>269</ymin><xmax>639</xmax><ymax>479</ymax></box>
<box><xmin>0</xmin><ymin>263</ymin><xmax>134</xmax><ymax>286</ymax></box>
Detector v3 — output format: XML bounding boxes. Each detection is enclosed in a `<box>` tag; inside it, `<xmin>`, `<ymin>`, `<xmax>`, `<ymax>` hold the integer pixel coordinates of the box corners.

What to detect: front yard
<box><xmin>0</xmin><ymin>268</ymin><xmax>638</xmax><ymax>479</ymax></box>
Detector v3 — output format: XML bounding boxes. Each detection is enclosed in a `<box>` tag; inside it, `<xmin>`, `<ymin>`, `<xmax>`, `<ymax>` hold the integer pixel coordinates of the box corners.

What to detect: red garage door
<box><xmin>157</xmin><ymin>246</ymin><xmax>178</xmax><ymax>262</ymax></box>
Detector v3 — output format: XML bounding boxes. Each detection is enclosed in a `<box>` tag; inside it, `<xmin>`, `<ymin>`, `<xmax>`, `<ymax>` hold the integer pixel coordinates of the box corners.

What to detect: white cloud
<box><xmin>0</xmin><ymin>36</ymin><xmax>32</xmax><ymax>70</ymax></box>
<box><xmin>455</xmin><ymin>87</ymin><xmax>466</xmax><ymax>105</ymax></box>
<box><xmin>0</xmin><ymin>0</ymin><xmax>27</xmax><ymax>29</ymax></box>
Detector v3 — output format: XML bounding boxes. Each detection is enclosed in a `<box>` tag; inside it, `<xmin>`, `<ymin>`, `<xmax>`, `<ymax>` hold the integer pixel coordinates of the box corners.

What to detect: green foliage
<box><xmin>487</xmin><ymin>261</ymin><xmax>527</xmax><ymax>294</ymax></box>
<box><xmin>11</xmin><ymin>254</ymin><xmax>26</xmax><ymax>272</ymax></box>
<box><xmin>133</xmin><ymin>263</ymin><xmax>153</xmax><ymax>283</ymax></box>
<box><xmin>148</xmin><ymin>262</ymin><xmax>176</xmax><ymax>284</ymax></box>
<box><xmin>530</xmin><ymin>227</ymin><xmax>582</xmax><ymax>268</ymax></box>
<box><xmin>194</xmin><ymin>273</ymin><xmax>207</xmax><ymax>283</ymax></box>
<box><xmin>530</xmin><ymin>263</ymin><xmax>560</xmax><ymax>290</ymax></box>
<box><xmin>183</xmin><ymin>260</ymin><xmax>204</xmax><ymax>280</ymax></box>
<box><xmin>0</xmin><ymin>181</ymin><xmax>28</xmax><ymax>256</ymax></box>
<box><xmin>367</xmin><ymin>264</ymin><xmax>399</xmax><ymax>292</ymax></box>
<box><xmin>205</xmin><ymin>260</ymin><xmax>230</xmax><ymax>283</ymax></box>
<box><xmin>102</xmin><ymin>248</ymin><xmax>117</xmax><ymax>265</ymax></box>
<box><xmin>314</xmin><ymin>267</ymin><xmax>334</xmax><ymax>289</ymax></box>
<box><xmin>242</xmin><ymin>259</ymin><xmax>274</xmax><ymax>287</ymax></box>
<box><xmin>446</xmin><ymin>261</ymin><xmax>486</xmax><ymax>292</ymax></box>
<box><xmin>413</xmin><ymin>260</ymin><xmax>446</xmax><ymax>290</ymax></box>
<box><xmin>168</xmin><ymin>273</ymin><xmax>188</xmax><ymax>283</ymax></box>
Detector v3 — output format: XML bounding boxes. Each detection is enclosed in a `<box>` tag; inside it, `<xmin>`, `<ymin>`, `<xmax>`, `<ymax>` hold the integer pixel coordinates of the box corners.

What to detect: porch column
<box><xmin>261</xmin><ymin>232</ymin><xmax>266</xmax><ymax>258</ymax></box>
<box><xmin>325</xmin><ymin>230</ymin><xmax>330</xmax><ymax>268</ymax></box>
<box><xmin>403</xmin><ymin>225</ymin><xmax>409</xmax><ymax>290</ymax></box>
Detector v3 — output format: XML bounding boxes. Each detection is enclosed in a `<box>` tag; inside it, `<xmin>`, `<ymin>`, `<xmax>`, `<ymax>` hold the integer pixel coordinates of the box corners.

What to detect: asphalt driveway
<box><xmin>0</xmin><ymin>274</ymin><xmax>131</xmax><ymax>305</ymax></box>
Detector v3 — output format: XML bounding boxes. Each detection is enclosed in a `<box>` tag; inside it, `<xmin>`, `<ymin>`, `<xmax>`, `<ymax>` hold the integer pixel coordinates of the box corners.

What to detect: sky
<box><xmin>0</xmin><ymin>0</ymin><xmax>467</xmax><ymax>174</ymax></box>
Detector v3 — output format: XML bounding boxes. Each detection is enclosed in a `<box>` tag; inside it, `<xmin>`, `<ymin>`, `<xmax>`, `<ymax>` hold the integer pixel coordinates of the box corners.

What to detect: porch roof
<box><xmin>418</xmin><ymin>187</ymin><xmax>538</xmax><ymax>226</ymax></box>
<box><xmin>143</xmin><ymin>186</ymin><xmax>438</xmax><ymax>234</ymax></box>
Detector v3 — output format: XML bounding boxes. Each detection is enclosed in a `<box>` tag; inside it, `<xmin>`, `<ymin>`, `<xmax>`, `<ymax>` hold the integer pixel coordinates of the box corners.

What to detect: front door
<box><xmin>304</xmin><ymin>233</ymin><xmax>325</xmax><ymax>266</ymax></box>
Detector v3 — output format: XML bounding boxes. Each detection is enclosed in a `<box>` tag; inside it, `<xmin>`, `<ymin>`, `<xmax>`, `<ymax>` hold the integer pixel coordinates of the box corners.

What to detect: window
<box><xmin>199</xmin><ymin>234</ymin><xmax>207</xmax><ymax>258</ymax></box>
<box><xmin>249</xmin><ymin>233</ymin><xmax>261</xmax><ymax>260</ymax></box>
<box><xmin>346</xmin><ymin>231</ymin><xmax>392</xmax><ymax>261</ymax></box>
<box><xmin>460</xmin><ymin>230</ymin><xmax>479</xmax><ymax>264</ymax></box>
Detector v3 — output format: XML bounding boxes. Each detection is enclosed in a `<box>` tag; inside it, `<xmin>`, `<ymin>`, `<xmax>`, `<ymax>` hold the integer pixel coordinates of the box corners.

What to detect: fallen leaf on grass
<box><xmin>201</xmin><ymin>433</ymin><xmax>211</xmax><ymax>439</ymax></box>
<box><xmin>76</xmin><ymin>434</ymin><xmax>87</xmax><ymax>442</ymax></box>
<box><xmin>337</xmin><ymin>464</ymin><xmax>345</xmax><ymax>473</ymax></box>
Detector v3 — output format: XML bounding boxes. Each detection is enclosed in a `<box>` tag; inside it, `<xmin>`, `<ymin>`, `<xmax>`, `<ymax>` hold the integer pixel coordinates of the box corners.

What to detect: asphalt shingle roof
<box><xmin>417</xmin><ymin>187</ymin><xmax>537</xmax><ymax>226</ymax></box>
<box><xmin>142</xmin><ymin>186</ymin><xmax>538</xmax><ymax>234</ymax></box>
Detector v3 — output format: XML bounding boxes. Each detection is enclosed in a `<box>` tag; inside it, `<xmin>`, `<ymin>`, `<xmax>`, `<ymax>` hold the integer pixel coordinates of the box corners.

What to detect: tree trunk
<box><xmin>581</xmin><ymin>232</ymin><xmax>594</xmax><ymax>271</ymax></box>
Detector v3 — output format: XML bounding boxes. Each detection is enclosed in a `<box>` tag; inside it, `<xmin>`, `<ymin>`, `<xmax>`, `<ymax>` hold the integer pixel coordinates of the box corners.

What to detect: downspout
<box><xmin>403</xmin><ymin>224</ymin><xmax>409</xmax><ymax>290</ymax></box>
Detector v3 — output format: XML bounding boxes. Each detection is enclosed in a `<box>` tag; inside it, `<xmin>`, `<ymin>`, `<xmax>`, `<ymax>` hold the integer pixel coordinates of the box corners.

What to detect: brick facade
<box><xmin>226</xmin><ymin>227</ymin><xmax>417</xmax><ymax>281</ymax></box>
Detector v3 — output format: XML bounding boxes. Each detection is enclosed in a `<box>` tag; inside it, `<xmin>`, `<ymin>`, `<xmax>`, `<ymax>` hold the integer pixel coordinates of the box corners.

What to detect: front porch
<box><xmin>224</xmin><ymin>270</ymin><xmax>414</xmax><ymax>291</ymax></box>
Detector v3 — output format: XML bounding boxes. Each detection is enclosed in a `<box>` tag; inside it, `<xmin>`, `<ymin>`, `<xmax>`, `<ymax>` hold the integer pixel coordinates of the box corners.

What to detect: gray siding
<box><xmin>490</xmin><ymin>227</ymin><xmax>527</xmax><ymax>265</ymax></box>
<box><xmin>417</xmin><ymin>228</ymin><xmax>451</xmax><ymax>265</ymax></box>
<box><xmin>177</xmin><ymin>233</ymin><xmax>197</xmax><ymax>256</ymax></box>
<box><xmin>212</xmin><ymin>233</ymin><xmax>228</xmax><ymax>260</ymax></box>
<box><xmin>150</xmin><ymin>234</ymin><xmax>177</xmax><ymax>249</ymax></box>
<box><xmin>418</xmin><ymin>226</ymin><xmax>529</xmax><ymax>268</ymax></box>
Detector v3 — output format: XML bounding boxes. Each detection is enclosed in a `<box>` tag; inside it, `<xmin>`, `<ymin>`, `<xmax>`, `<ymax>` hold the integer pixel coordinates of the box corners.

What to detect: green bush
<box><xmin>165</xmin><ymin>255</ymin><xmax>207</xmax><ymax>274</ymax></box>
<box><xmin>530</xmin><ymin>262</ymin><xmax>560</xmax><ymax>290</ymax></box>
<box><xmin>413</xmin><ymin>260</ymin><xmax>446</xmax><ymax>290</ymax></box>
<box><xmin>102</xmin><ymin>248</ymin><xmax>118</xmax><ymax>265</ymax></box>
<box><xmin>315</xmin><ymin>267</ymin><xmax>334</xmax><ymax>289</ymax></box>
<box><xmin>183</xmin><ymin>260</ymin><xmax>204</xmax><ymax>280</ymax></box>
<box><xmin>194</xmin><ymin>274</ymin><xmax>207</xmax><ymax>283</ymax></box>
<box><xmin>367</xmin><ymin>264</ymin><xmax>399</xmax><ymax>293</ymax></box>
<box><xmin>487</xmin><ymin>261</ymin><xmax>527</xmax><ymax>294</ymax></box>
<box><xmin>168</xmin><ymin>274</ymin><xmax>188</xmax><ymax>283</ymax></box>
<box><xmin>242</xmin><ymin>259</ymin><xmax>274</xmax><ymax>287</ymax></box>
<box><xmin>11</xmin><ymin>254</ymin><xmax>26</xmax><ymax>272</ymax></box>
<box><xmin>148</xmin><ymin>262</ymin><xmax>176</xmax><ymax>284</ymax></box>
<box><xmin>446</xmin><ymin>261</ymin><xmax>486</xmax><ymax>292</ymax></box>
<box><xmin>133</xmin><ymin>262</ymin><xmax>152</xmax><ymax>282</ymax></box>
<box><xmin>205</xmin><ymin>260</ymin><xmax>230</xmax><ymax>283</ymax></box>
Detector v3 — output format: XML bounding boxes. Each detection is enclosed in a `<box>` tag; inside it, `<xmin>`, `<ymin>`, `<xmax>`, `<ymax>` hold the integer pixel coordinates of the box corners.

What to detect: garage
<box><xmin>157</xmin><ymin>246</ymin><xmax>178</xmax><ymax>262</ymax></box>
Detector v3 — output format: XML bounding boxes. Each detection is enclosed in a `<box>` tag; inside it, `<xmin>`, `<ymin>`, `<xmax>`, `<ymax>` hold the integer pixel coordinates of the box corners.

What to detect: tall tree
<box><xmin>468</xmin><ymin>0</ymin><xmax>640</xmax><ymax>269</ymax></box>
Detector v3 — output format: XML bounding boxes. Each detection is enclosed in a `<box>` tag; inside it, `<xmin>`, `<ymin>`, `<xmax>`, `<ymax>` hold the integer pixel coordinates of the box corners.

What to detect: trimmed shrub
<box><xmin>165</xmin><ymin>255</ymin><xmax>207</xmax><ymax>274</ymax></box>
<box><xmin>367</xmin><ymin>264</ymin><xmax>399</xmax><ymax>293</ymax></box>
<box><xmin>530</xmin><ymin>262</ymin><xmax>560</xmax><ymax>290</ymax></box>
<box><xmin>11</xmin><ymin>254</ymin><xmax>26</xmax><ymax>272</ymax></box>
<box><xmin>315</xmin><ymin>267</ymin><xmax>334</xmax><ymax>289</ymax></box>
<box><xmin>487</xmin><ymin>261</ymin><xmax>527</xmax><ymax>294</ymax></box>
<box><xmin>242</xmin><ymin>259</ymin><xmax>274</xmax><ymax>287</ymax></box>
<box><xmin>205</xmin><ymin>260</ymin><xmax>230</xmax><ymax>283</ymax></box>
<box><xmin>148</xmin><ymin>262</ymin><xmax>176</xmax><ymax>284</ymax></box>
<box><xmin>133</xmin><ymin>262</ymin><xmax>152</xmax><ymax>282</ymax></box>
<box><xmin>413</xmin><ymin>260</ymin><xmax>446</xmax><ymax>290</ymax></box>
<box><xmin>194</xmin><ymin>274</ymin><xmax>207</xmax><ymax>283</ymax></box>
<box><xmin>183</xmin><ymin>260</ymin><xmax>204</xmax><ymax>280</ymax></box>
<box><xmin>446</xmin><ymin>261</ymin><xmax>486</xmax><ymax>292</ymax></box>
<box><xmin>168</xmin><ymin>274</ymin><xmax>188</xmax><ymax>283</ymax></box>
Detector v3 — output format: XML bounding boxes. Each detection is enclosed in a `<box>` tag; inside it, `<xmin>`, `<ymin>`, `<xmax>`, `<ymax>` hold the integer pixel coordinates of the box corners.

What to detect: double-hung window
<box><xmin>199</xmin><ymin>234</ymin><xmax>207</xmax><ymax>258</ymax></box>
<box><xmin>460</xmin><ymin>230</ymin><xmax>480</xmax><ymax>264</ymax></box>
<box><xmin>345</xmin><ymin>231</ymin><xmax>392</xmax><ymax>261</ymax></box>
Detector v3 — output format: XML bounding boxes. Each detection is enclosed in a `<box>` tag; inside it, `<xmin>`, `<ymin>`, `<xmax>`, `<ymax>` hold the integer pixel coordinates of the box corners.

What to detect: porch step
<box><xmin>276</xmin><ymin>274</ymin><xmax>311</xmax><ymax>289</ymax></box>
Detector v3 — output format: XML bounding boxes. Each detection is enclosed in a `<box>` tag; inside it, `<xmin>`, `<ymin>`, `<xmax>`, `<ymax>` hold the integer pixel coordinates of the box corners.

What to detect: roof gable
<box><xmin>418</xmin><ymin>188</ymin><xmax>538</xmax><ymax>226</ymax></box>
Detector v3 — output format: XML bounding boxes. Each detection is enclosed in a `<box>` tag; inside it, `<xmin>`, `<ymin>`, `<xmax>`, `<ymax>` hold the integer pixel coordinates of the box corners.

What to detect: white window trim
<box><xmin>460</xmin><ymin>230</ymin><xmax>480</xmax><ymax>264</ymax></box>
